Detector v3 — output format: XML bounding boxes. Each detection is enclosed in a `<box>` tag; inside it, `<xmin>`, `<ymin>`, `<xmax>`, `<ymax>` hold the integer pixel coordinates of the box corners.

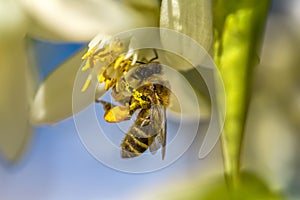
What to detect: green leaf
<box><xmin>137</xmin><ymin>172</ymin><xmax>284</xmax><ymax>200</ymax></box>
<box><xmin>201</xmin><ymin>172</ymin><xmax>284</xmax><ymax>200</ymax></box>
<box><xmin>213</xmin><ymin>0</ymin><xmax>270</xmax><ymax>187</ymax></box>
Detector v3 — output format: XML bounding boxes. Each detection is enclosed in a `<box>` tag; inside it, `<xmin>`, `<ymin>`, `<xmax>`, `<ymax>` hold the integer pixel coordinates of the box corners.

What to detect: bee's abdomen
<box><xmin>121</xmin><ymin>127</ymin><xmax>151</xmax><ymax>158</ymax></box>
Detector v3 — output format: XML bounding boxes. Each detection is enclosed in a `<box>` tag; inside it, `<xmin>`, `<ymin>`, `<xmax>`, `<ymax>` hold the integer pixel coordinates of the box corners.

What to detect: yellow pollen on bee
<box><xmin>104</xmin><ymin>111</ymin><xmax>116</xmax><ymax>122</ymax></box>
<box><xmin>132</xmin><ymin>91</ymin><xmax>148</xmax><ymax>106</ymax></box>
<box><xmin>129</xmin><ymin>101</ymin><xmax>143</xmax><ymax>111</ymax></box>
<box><xmin>104</xmin><ymin>106</ymin><xmax>129</xmax><ymax>122</ymax></box>
<box><xmin>106</xmin><ymin>79</ymin><xmax>115</xmax><ymax>89</ymax></box>
<box><xmin>105</xmin><ymin>79</ymin><xmax>112</xmax><ymax>90</ymax></box>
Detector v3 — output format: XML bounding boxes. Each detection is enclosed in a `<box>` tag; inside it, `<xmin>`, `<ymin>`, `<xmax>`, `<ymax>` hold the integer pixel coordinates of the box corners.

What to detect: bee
<box><xmin>111</xmin><ymin>62</ymin><xmax>162</xmax><ymax>105</ymax></box>
<box><xmin>97</xmin><ymin>62</ymin><xmax>171</xmax><ymax>159</ymax></box>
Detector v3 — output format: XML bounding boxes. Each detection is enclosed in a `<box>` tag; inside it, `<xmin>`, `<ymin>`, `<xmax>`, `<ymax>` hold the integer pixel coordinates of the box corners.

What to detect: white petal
<box><xmin>163</xmin><ymin>67</ymin><xmax>210</xmax><ymax>121</ymax></box>
<box><xmin>0</xmin><ymin>41</ymin><xmax>33</xmax><ymax>162</ymax></box>
<box><xmin>30</xmin><ymin>48</ymin><xmax>106</xmax><ymax>124</ymax></box>
<box><xmin>0</xmin><ymin>0</ymin><xmax>27</xmax><ymax>39</ymax></box>
<box><xmin>20</xmin><ymin>0</ymin><xmax>160</xmax><ymax>41</ymax></box>
<box><xmin>160</xmin><ymin>0</ymin><xmax>213</xmax><ymax>70</ymax></box>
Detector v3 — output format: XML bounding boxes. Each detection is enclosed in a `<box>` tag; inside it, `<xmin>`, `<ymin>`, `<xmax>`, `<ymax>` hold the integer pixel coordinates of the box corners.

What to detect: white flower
<box><xmin>159</xmin><ymin>0</ymin><xmax>213</xmax><ymax>70</ymax></box>
<box><xmin>31</xmin><ymin>0</ymin><xmax>213</xmax><ymax>126</ymax></box>
<box><xmin>0</xmin><ymin>0</ymin><xmax>160</xmax><ymax>162</ymax></box>
<box><xmin>0</xmin><ymin>0</ymin><xmax>33</xmax><ymax>163</ymax></box>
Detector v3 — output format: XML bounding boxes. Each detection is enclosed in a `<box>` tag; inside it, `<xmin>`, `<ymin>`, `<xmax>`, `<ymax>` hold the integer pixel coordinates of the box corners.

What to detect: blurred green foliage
<box><xmin>201</xmin><ymin>172</ymin><xmax>284</xmax><ymax>200</ymax></box>
<box><xmin>213</xmin><ymin>0</ymin><xmax>270</xmax><ymax>187</ymax></box>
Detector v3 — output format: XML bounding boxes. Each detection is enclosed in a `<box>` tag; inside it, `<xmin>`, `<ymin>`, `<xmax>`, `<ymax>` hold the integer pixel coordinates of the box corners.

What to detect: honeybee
<box><xmin>97</xmin><ymin>62</ymin><xmax>171</xmax><ymax>159</ymax></box>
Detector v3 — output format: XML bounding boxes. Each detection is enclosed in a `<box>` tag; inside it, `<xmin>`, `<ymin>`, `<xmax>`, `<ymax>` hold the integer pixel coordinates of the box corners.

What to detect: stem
<box><xmin>213</xmin><ymin>0</ymin><xmax>271</xmax><ymax>190</ymax></box>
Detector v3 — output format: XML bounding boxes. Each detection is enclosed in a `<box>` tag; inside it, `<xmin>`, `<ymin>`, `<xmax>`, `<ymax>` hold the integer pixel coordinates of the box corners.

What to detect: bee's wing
<box><xmin>149</xmin><ymin>105</ymin><xmax>167</xmax><ymax>159</ymax></box>
<box><xmin>149</xmin><ymin>136</ymin><xmax>160</xmax><ymax>155</ymax></box>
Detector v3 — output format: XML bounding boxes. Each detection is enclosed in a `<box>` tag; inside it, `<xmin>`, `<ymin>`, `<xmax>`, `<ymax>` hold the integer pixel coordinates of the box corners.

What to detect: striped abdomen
<box><xmin>121</xmin><ymin>109</ymin><xmax>155</xmax><ymax>158</ymax></box>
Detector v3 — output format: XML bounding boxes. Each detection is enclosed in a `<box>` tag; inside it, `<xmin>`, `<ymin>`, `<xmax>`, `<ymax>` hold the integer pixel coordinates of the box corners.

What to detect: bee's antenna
<box><xmin>95</xmin><ymin>99</ymin><xmax>105</xmax><ymax>104</ymax></box>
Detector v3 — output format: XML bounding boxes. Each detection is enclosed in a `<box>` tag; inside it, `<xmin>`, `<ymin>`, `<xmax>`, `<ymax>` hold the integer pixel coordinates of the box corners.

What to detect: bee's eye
<box><xmin>141</xmin><ymin>96</ymin><xmax>147</xmax><ymax>101</ymax></box>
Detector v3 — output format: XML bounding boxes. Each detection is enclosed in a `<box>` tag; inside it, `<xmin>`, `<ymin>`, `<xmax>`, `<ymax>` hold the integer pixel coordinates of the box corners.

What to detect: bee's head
<box><xmin>153</xmin><ymin>63</ymin><xmax>162</xmax><ymax>74</ymax></box>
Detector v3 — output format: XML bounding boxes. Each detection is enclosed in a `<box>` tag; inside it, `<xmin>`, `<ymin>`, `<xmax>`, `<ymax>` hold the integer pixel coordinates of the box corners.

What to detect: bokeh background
<box><xmin>0</xmin><ymin>0</ymin><xmax>299</xmax><ymax>199</ymax></box>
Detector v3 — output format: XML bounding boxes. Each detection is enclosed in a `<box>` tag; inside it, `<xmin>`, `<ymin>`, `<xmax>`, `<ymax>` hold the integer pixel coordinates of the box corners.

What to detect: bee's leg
<box><xmin>148</xmin><ymin>49</ymin><xmax>158</xmax><ymax>63</ymax></box>
<box><xmin>95</xmin><ymin>99</ymin><xmax>116</xmax><ymax>112</ymax></box>
<box><xmin>134</xmin><ymin>60</ymin><xmax>147</xmax><ymax>64</ymax></box>
<box><xmin>105</xmin><ymin>105</ymin><xmax>132</xmax><ymax>123</ymax></box>
<box><xmin>96</xmin><ymin>99</ymin><xmax>132</xmax><ymax>123</ymax></box>
<box><xmin>132</xmin><ymin>49</ymin><xmax>158</xmax><ymax>64</ymax></box>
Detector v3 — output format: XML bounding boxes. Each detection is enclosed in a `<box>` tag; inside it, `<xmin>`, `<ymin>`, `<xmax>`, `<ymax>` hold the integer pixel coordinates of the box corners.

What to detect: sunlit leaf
<box><xmin>201</xmin><ymin>172</ymin><xmax>284</xmax><ymax>200</ymax></box>
<box><xmin>213</xmin><ymin>0</ymin><xmax>270</xmax><ymax>186</ymax></box>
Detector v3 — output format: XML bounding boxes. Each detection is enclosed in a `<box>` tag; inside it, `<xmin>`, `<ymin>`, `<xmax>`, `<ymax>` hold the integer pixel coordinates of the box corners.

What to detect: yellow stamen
<box><xmin>81</xmin><ymin>58</ymin><xmax>91</xmax><ymax>71</ymax></box>
<box><xmin>81</xmin><ymin>51</ymin><xmax>91</xmax><ymax>60</ymax></box>
<box><xmin>81</xmin><ymin>75</ymin><xmax>92</xmax><ymax>92</ymax></box>
<box><xmin>81</xmin><ymin>45</ymin><xmax>97</xmax><ymax>60</ymax></box>
<box><xmin>97</xmin><ymin>73</ymin><xmax>105</xmax><ymax>83</ymax></box>
<box><xmin>95</xmin><ymin>46</ymin><xmax>111</xmax><ymax>62</ymax></box>
<box><xmin>114</xmin><ymin>55</ymin><xmax>125</xmax><ymax>69</ymax></box>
